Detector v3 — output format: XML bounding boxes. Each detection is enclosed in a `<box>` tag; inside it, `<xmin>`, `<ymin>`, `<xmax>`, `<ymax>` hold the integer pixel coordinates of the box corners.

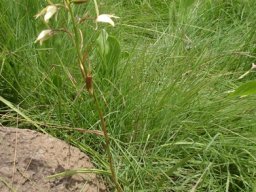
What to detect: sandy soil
<box><xmin>0</xmin><ymin>126</ymin><xmax>106</xmax><ymax>192</ymax></box>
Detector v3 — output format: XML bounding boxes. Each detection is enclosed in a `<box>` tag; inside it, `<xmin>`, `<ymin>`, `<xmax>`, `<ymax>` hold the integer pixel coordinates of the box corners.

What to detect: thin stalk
<box><xmin>91</xmin><ymin>92</ymin><xmax>123</xmax><ymax>192</ymax></box>
<box><xmin>93</xmin><ymin>0</ymin><xmax>99</xmax><ymax>29</ymax></box>
<box><xmin>93</xmin><ymin>0</ymin><xmax>99</xmax><ymax>16</ymax></box>
<box><xmin>65</xmin><ymin>1</ymin><xmax>122</xmax><ymax>191</ymax></box>
<box><xmin>65</xmin><ymin>0</ymin><xmax>87</xmax><ymax>79</ymax></box>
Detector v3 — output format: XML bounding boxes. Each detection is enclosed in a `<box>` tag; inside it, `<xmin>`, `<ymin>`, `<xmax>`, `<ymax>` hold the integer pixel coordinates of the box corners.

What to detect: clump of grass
<box><xmin>1</xmin><ymin>0</ymin><xmax>256</xmax><ymax>191</ymax></box>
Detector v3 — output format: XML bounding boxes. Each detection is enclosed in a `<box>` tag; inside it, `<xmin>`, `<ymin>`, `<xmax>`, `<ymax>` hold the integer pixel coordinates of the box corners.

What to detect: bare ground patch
<box><xmin>0</xmin><ymin>126</ymin><xmax>106</xmax><ymax>192</ymax></box>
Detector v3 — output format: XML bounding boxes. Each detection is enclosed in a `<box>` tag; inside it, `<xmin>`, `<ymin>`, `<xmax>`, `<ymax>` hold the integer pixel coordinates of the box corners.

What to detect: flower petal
<box><xmin>34</xmin><ymin>8</ymin><xmax>47</xmax><ymax>19</ymax></box>
<box><xmin>252</xmin><ymin>63</ymin><xmax>256</xmax><ymax>70</ymax></box>
<box><xmin>35</xmin><ymin>29</ymin><xmax>54</xmax><ymax>45</ymax></box>
<box><xmin>96</xmin><ymin>14</ymin><xmax>119</xmax><ymax>27</ymax></box>
<box><xmin>44</xmin><ymin>5</ymin><xmax>58</xmax><ymax>23</ymax></box>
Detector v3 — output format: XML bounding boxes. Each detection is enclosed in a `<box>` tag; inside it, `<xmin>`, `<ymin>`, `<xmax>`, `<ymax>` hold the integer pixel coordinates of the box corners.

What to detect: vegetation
<box><xmin>1</xmin><ymin>0</ymin><xmax>256</xmax><ymax>191</ymax></box>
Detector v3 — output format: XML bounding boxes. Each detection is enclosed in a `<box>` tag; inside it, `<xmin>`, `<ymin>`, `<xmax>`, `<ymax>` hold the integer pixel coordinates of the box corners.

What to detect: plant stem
<box><xmin>66</xmin><ymin>0</ymin><xmax>87</xmax><ymax>79</ymax></box>
<box><xmin>65</xmin><ymin>1</ymin><xmax>122</xmax><ymax>191</ymax></box>
<box><xmin>91</xmin><ymin>92</ymin><xmax>123</xmax><ymax>192</ymax></box>
<box><xmin>93</xmin><ymin>0</ymin><xmax>99</xmax><ymax>16</ymax></box>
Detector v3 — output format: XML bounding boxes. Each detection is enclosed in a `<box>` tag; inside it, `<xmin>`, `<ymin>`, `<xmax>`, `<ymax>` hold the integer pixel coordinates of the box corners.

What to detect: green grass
<box><xmin>1</xmin><ymin>0</ymin><xmax>256</xmax><ymax>191</ymax></box>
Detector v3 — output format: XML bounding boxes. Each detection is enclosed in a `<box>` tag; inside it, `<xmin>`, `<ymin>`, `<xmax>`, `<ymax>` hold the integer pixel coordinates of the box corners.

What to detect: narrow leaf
<box><xmin>0</xmin><ymin>96</ymin><xmax>45</xmax><ymax>133</ymax></box>
<box><xmin>230</xmin><ymin>81</ymin><xmax>256</xmax><ymax>97</ymax></box>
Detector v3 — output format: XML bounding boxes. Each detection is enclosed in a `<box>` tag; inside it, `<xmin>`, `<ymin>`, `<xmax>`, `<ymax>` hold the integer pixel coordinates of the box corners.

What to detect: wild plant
<box><xmin>34</xmin><ymin>0</ymin><xmax>122</xmax><ymax>191</ymax></box>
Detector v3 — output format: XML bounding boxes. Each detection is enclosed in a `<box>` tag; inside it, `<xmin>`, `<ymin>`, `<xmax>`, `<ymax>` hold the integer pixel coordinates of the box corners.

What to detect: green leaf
<box><xmin>96</xmin><ymin>30</ymin><xmax>121</xmax><ymax>77</ymax></box>
<box><xmin>230</xmin><ymin>81</ymin><xmax>256</xmax><ymax>97</ymax></box>
<box><xmin>0</xmin><ymin>96</ymin><xmax>45</xmax><ymax>133</ymax></box>
<box><xmin>106</xmin><ymin>35</ymin><xmax>121</xmax><ymax>66</ymax></box>
<box><xmin>96</xmin><ymin>29</ymin><xmax>109</xmax><ymax>58</ymax></box>
<box><xmin>47</xmin><ymin>168</ymin><xmax>110</xmax><ymax>179</ymax></box>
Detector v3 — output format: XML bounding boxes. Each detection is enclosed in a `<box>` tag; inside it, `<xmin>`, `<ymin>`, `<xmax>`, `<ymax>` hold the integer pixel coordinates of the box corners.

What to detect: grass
<box><xmin>1</xmin><ymin>0</ymin><xmax>256</xmax><ymax>191</ymax></box>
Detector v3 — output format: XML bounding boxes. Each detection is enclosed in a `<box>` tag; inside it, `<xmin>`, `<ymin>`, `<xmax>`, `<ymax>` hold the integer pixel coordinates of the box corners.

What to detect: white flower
<box><xmin>44</xmin><ymin>5</ymin><xmax>58</xmax><ymax>23</ymax></box>
<box><xmin>252</xmin><ymin>63</ymin><xmax>256</xmax><ymax>70</ymax></box>
<box><xmin>96</xmin><ymin>14</ymin><xmax>119</xmax><ymax>27</ymax></box>
<box><xmin>34</xmin><ymin>29</ymin><xmax>54</xmax><ymax>45</ymax></box>
<box><xmin>35</xmin><ymin>5</ymin><xmax>58</xmax><ymax>23</ymax></box>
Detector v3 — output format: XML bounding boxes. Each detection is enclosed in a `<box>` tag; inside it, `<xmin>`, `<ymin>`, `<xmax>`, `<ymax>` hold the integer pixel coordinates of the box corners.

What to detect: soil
<box><xmin>0</xmin><ymin>126</ymin><xmax>107</xmax><ymax>192</ymax></box>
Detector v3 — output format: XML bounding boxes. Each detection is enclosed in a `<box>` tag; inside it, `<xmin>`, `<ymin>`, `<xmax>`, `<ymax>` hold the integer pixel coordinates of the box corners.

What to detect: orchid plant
<box><xmin>34</xmin><ymin>0</ymin><xmax>122</xmax><ymax>191</ymax></box>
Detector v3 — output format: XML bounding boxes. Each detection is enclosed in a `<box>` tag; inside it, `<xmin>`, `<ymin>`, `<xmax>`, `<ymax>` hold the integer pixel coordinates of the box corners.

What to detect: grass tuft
<box><xmin>1</xmin><ymin>0</ymin><xmax>256</xmax><ymax>191</ymax></box>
